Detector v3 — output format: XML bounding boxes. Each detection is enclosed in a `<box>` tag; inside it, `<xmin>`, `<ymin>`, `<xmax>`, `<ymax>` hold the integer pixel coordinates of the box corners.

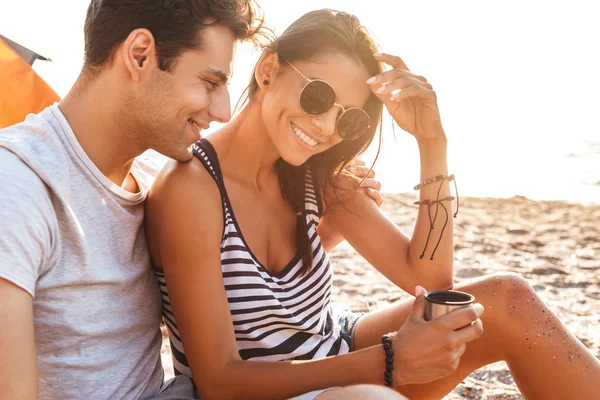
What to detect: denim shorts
<box><xmin>330</xmin><ymin>303</ymin><xmax>365</xmax><ymax>352</ymax></box>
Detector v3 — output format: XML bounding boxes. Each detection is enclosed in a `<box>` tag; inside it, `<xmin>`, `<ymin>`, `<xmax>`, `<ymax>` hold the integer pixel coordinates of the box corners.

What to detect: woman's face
<box><xmin>261</xmin><ymin>53</ymin><xmax>372</xmax><ymax>166</ymax></box>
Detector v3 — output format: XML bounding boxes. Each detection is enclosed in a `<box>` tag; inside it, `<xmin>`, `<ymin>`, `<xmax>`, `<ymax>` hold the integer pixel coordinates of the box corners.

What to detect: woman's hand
<box><xmin>346</xmin><ymin>158</ymin><xmax>383</xmax><ymax>207</ymax></box>
<box><xmin>368</xmin><ymin>53</ymin><xmax>445</xmax><ymax>142</ymax></box>
<box><xmin>318</xmin><ymin>160</ymin><xmax>383</xmax><ymax>252</ymax></box>
<box><xmin>391</xmin><ymin>286</ymin><xmax>484</xmax><ymax>386</ymax></box>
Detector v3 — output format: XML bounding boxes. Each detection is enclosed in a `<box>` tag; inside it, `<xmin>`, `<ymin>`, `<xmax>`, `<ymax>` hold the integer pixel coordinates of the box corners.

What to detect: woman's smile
<box><xmin>290</xmin><ymin>121</ymin><xmax>321</xmax><ymax>149</ymax></box>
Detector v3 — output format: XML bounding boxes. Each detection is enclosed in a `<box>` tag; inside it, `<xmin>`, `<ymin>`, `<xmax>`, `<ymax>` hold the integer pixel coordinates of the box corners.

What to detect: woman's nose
<box><xmin>310</xmin><ymin>105</ymin><xmax>341</xmax><ymax>137</ymax></box>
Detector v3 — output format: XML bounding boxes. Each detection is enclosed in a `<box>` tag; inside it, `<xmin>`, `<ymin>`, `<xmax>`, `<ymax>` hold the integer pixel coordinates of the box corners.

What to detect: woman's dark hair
<box><xmin>237</xmin><ymin>9</ymin><xmax>384</xmax><ymax>275</ymax></box>
<box><xmin>83</xmin><ymin>0</ymin><xmax>267</xmax><ymax>74</ymax></box>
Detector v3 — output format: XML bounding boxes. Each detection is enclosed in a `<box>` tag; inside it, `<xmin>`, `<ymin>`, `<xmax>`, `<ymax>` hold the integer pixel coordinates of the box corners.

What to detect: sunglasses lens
<box><xmin>300</xmin><ymin>80</ymin><xmax>335</xmax><ymax>115</ymax></box>
<box><xmin>338</xmin><ymin>109</ymin><xmax>370</xmax><ymax>140</ymax></box>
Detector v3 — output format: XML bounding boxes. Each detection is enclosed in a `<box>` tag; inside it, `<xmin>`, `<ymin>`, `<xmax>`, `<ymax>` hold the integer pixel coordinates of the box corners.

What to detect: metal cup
<box><xmin>424</xmin><ymin>290</ymin><xmax>475</xmax><ymax>321</ymax></box>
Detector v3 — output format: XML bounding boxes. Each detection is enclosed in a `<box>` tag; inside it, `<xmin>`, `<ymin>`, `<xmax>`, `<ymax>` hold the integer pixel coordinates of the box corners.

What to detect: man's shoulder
<box><xmin>0</xmin><ymin>108</ymin><xmax>71</xmax><ymax>198</ymax></box>
<box><xmin>0</xmin><ymin>148</ymin><xmax>56</xmax><ymax>229</ymax></box>
<box><xmin>0</xmin><ymin>107</ymin><xmax>61</xmax><ymax>151</ymax></box>
<box><xmin>0</xmin><ymin>148</ymin><xmax>49</xmax><ymax>196</ymax></box>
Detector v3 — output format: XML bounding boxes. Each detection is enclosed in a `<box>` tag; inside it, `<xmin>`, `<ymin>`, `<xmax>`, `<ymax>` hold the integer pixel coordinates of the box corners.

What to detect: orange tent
<box><xmin>0</xmin><ymin>36</ymin><xmax>60</xmax><ymax>128</ymax></box>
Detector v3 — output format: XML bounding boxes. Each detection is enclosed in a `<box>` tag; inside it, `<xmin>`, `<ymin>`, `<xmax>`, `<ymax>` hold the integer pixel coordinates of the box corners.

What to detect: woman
<box><xmin>146</xmin><ymin>9</ymin><xmax>600</xmax><ymax>400</ymax></box>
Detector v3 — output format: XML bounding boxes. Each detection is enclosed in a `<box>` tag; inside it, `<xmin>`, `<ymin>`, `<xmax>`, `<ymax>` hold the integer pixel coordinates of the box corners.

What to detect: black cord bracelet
<box><xmin>381</xmin><ymin>334</ymin><xmax>394</xmax><ymax>387</ymax></box>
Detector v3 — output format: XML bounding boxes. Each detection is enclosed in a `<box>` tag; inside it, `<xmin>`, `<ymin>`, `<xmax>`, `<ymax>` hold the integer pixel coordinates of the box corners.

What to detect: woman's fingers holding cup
<box><xmin>437</xmin><ymin>303</ymin><xmax>484</xmax><ymax>332</ymax></box>
<box><xmin>446</xmin><ymin>343</ymin><xmax>467</xmax><ymax>373</ymax></box>
<box><xmin>453</xmin><ymin>343</ymin><xmax>468</xmax><ymax>359</ymax></box>
<box><xmin>452</xmin><ymin>318</ymin><xmax>484</xmax><ymax>346</ymax></box>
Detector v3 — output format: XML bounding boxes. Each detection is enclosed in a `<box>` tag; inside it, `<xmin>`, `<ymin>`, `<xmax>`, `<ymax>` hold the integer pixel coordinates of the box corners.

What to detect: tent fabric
<box><xmin>0</xmin><ymin>34</ymin><xmax>51</xmax><ymax>65</ymax></box>
<box><xmin>0</xmin><ymin>37</ymin><xmax>60</xmax><ymax>129</ymax></box>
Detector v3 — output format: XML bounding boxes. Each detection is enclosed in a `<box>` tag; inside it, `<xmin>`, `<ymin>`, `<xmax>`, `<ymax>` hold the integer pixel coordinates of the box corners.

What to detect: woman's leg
<box><xmin>353</xmin><ymin>272</ymin><xmax>600</xmax><ymax>399</ymax></box>
<box><xmin>317</xmin><ymin>384</ymin><xmax>407</xmax><ymax>400</ymax></box>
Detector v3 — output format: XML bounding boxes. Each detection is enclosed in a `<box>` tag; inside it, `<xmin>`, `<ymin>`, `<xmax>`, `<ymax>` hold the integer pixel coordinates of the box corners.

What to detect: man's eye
<box><xmin>206</xmin><ymin>80</ymin><xmax>218</xmax><ymax>90</ymax></box>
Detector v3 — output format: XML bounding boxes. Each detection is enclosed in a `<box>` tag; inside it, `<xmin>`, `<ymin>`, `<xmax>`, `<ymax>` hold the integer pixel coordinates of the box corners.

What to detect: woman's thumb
<box><xmin>410</xmin><ymin>285</ymin><xmax>427</xmax><ymax>321</ymax></box>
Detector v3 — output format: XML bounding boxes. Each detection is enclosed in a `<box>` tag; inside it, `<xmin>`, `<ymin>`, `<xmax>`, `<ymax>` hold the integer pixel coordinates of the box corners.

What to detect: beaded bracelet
<box><xmin>381</xmin><ymin>334</ymin><xmax>394</xmax><ymax>387</ymax></box>
<box><xmin>413</xmin><ymin>174</ymin><xmax>455</xmax><ymax>191</ymax></box>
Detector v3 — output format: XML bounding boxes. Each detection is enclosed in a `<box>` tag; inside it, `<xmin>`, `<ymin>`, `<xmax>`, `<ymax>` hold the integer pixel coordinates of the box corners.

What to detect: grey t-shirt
<box><xmin>0</xmin><ymin>105</ymin><xmax>188</xmax><ymax>399</ymax></box>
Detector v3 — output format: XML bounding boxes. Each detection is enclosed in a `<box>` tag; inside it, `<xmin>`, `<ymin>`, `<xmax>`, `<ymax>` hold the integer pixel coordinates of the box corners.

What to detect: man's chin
<box><xmin>177</xmin><ymin>145</ymin><xmax>194</xmax><ymax>162</ymax></box>
<box><xmin>175</xmin><ymin>146</ymin><xmax>194</xmax><ymax>162</ymax></box>
<box><xmin>156</xmin><ymin>145</ymin><xmax>194</xmax><ymax>163</ymax></box>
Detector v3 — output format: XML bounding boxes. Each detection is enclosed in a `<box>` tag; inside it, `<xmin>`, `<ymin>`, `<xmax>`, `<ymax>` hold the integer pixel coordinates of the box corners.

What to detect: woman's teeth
<box><xmin>292</xmin><ymin>123</ymin><xmax>318</xmax><ymax>147</ymax></box>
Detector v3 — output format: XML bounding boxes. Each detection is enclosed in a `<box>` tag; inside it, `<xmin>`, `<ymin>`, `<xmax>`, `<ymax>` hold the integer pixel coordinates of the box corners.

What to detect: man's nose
<box><xmin>209</xmin><ymin>87</ymin><xmax>232</xmax><ymax>123</ymax></box>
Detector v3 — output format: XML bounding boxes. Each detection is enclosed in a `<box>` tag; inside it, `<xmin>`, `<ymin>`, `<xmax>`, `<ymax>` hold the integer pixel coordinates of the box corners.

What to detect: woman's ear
<box><xmin>255</xmin><ymin>52</ymin><xmax>280</xmax><ymax>91</ymax></box>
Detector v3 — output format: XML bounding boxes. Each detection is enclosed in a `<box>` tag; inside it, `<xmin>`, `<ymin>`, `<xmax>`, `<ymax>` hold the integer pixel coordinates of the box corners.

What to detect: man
<box><xmin>0</xmin><ymin>1</ymin><xmax>385</xmax><ymax>399</ymax></box>
<box><xmin>0</xmin><ymin>1</ymin><xmax>264</xmax><ymax>398</ymax></box>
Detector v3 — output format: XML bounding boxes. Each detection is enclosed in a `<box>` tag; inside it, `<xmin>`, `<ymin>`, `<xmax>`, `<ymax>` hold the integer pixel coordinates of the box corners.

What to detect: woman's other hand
<box><xmin>317</xmin><ymin>160</ymin><xmax>383</xmax><ymax>251</ymax></box>
<box><xmin>346</xmin><ymin>158</ymin><xmax>383</xmax><ymax>207</ymax></box>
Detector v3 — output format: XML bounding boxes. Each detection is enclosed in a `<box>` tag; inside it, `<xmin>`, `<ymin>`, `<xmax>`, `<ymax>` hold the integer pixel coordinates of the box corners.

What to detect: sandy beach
<box><xmin>161</xmin><ymin>193</ymin><xmax>600</xmax><ymax>399</ymax></box>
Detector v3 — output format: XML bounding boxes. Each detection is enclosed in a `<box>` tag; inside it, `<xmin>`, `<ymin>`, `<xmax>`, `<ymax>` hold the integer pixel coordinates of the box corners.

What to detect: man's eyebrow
<box><xmin>205</xmin><ymin>68</ymin><xmax>231</xmax><ymax>84</ymax></box>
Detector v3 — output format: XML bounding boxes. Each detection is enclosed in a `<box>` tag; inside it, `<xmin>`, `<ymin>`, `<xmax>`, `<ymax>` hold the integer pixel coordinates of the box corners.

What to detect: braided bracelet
<box><xmin>413</xmin><ymin>174</ymin><xmax>455</xmax><ymax>190</ymax></box>
<box><xmin>413</xmin><ymin>196</ymin><xmax>456</xmax><ymax>205</ymax></box>
<box><xmin>412</xmin><ymin>174</ymin><xmax>460</xmax><ymax>260</ymax></box>
<box><xmin>381</xmin><ymin>335</ymin><xmax>394</xmax><ymax>387</ymax></box>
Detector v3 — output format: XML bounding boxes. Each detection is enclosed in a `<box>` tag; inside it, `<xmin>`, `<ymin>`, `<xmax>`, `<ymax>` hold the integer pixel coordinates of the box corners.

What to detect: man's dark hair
<box><xmin>83</xmin><ymin>0</ymin><xmax>267</xmax><ymax>73</ymax></box>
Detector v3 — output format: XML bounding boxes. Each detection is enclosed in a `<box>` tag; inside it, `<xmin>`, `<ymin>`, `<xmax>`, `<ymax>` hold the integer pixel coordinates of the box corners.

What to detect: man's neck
<box><xmin>59</xmin><ymin>74</ymin><xmax>142</xmax><ymax>189</ymax></box>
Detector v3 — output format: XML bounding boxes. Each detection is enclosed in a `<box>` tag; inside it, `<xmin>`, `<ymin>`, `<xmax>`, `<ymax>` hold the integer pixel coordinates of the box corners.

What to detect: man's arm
<box><xmin>0</xmin><ymin>278</ymin><xmax>37</xmax><ymax>400</ymax></box>
<box><xmin>0</xmin><ymin>149</ymin><xmax>57</xmax><ymax>400</ymax></box>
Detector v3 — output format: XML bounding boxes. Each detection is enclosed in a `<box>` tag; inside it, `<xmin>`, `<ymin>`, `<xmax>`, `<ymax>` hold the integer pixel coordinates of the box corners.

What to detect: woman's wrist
<box><xmin>418</xmin><ymin>138</ymin><xmax>448</xmax><ymax>178</ymax></box>
<box><xmin>417</xmin><ymin>134</ymin><xmax>447</xmax><ymax>153</ymax></box>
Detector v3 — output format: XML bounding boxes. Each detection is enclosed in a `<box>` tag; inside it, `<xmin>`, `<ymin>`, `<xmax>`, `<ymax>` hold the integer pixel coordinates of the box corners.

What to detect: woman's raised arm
<box><xmin>320</xmin><ymin>52</ymin><xmax>455</xmax><ymax>293</ymax></box>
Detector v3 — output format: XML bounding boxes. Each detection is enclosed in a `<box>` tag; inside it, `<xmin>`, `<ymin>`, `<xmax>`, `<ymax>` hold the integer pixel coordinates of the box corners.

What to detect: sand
<box><xmin>161</xmin><ymin>193</ymin><xmax>600</xmax><ymax>399</ymax></box>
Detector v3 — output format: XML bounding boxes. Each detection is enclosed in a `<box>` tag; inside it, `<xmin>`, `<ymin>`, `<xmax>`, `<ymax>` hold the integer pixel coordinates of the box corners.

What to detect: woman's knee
<box><xmin>464</xmin><ymin>271</ymin><xmax>539</xmax><ymax>320</ymax></box>
<box><xmin>318</xmin><ymin>384</ymin><xmax>407</xmax><ymax>400</ymax></box>
<box><xmin>485</xmin><ymin>272</ymin><xmax>535</xmax><ymax>301</ymax></box>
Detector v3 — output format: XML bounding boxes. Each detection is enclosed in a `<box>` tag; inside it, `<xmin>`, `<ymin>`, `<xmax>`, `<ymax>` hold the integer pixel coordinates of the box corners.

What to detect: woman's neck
<box><xmin>210</xmin><ymin>102</ymin><xmax>281</xmax><ymax>189</ymax></box>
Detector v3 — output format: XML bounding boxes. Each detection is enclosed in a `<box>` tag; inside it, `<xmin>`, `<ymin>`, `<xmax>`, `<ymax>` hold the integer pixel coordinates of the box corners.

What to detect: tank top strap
<box><xmin>191</xmin><ymin>138</ymin><xmax>231</xmax><ymax>212</ymax></box>
<box><xmin>303</xmin><ymin>165</ymin><xmax>323</xmax><ymax>227</ymax></box>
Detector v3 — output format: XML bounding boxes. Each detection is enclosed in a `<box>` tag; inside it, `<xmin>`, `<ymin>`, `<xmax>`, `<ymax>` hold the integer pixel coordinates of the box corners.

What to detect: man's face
<box><xmin>138</xmin><ymin>25</ymin><xmax>236</xmax><ymax>161</ymax></box>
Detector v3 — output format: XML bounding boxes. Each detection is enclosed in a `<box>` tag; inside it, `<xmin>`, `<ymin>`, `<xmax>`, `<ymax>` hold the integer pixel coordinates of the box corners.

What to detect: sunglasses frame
<box><xmin>284</xmin><ymin>59</ymin><xmax>371</xmax><ymax>141</ymax></box>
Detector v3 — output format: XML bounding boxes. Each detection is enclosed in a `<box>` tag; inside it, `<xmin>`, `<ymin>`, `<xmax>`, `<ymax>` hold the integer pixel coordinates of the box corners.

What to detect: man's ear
<box><xmin>254</xmin><ymin>51</ymin><xmax>280</xmax><ymax>92</ymax></box>
<box><xmin>121</xmin><ymin>28</ymin><xmax>157</xmax><ymax>83</ymax></box>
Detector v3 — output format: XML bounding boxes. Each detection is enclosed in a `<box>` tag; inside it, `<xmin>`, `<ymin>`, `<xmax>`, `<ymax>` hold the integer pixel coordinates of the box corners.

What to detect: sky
<box><xmin>1</xmin><ymin>0</ymin><xmax>599</xmax><ymax>202</ymax></box>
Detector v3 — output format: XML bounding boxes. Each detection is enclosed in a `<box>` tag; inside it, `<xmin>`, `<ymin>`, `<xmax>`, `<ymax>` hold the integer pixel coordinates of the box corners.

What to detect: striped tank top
<box><xmin>155</xmin><ymin>139</ymin><xmax>351</xmax><ymax>378</ymax></box>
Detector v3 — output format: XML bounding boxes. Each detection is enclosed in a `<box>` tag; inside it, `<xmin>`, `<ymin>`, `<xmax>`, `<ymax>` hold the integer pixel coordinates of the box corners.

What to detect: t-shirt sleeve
<box><xmin>0</xmin><ymin>149</ymin><xmax>57</xmax><ymax>297</ymax></box>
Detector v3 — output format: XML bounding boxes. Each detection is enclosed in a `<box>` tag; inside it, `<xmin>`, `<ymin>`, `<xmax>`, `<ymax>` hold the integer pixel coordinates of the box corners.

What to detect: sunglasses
<box><xmin>284</xmin><ymin>60</ymin><xmax>371</xmax><ymax>141</ymax></box>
